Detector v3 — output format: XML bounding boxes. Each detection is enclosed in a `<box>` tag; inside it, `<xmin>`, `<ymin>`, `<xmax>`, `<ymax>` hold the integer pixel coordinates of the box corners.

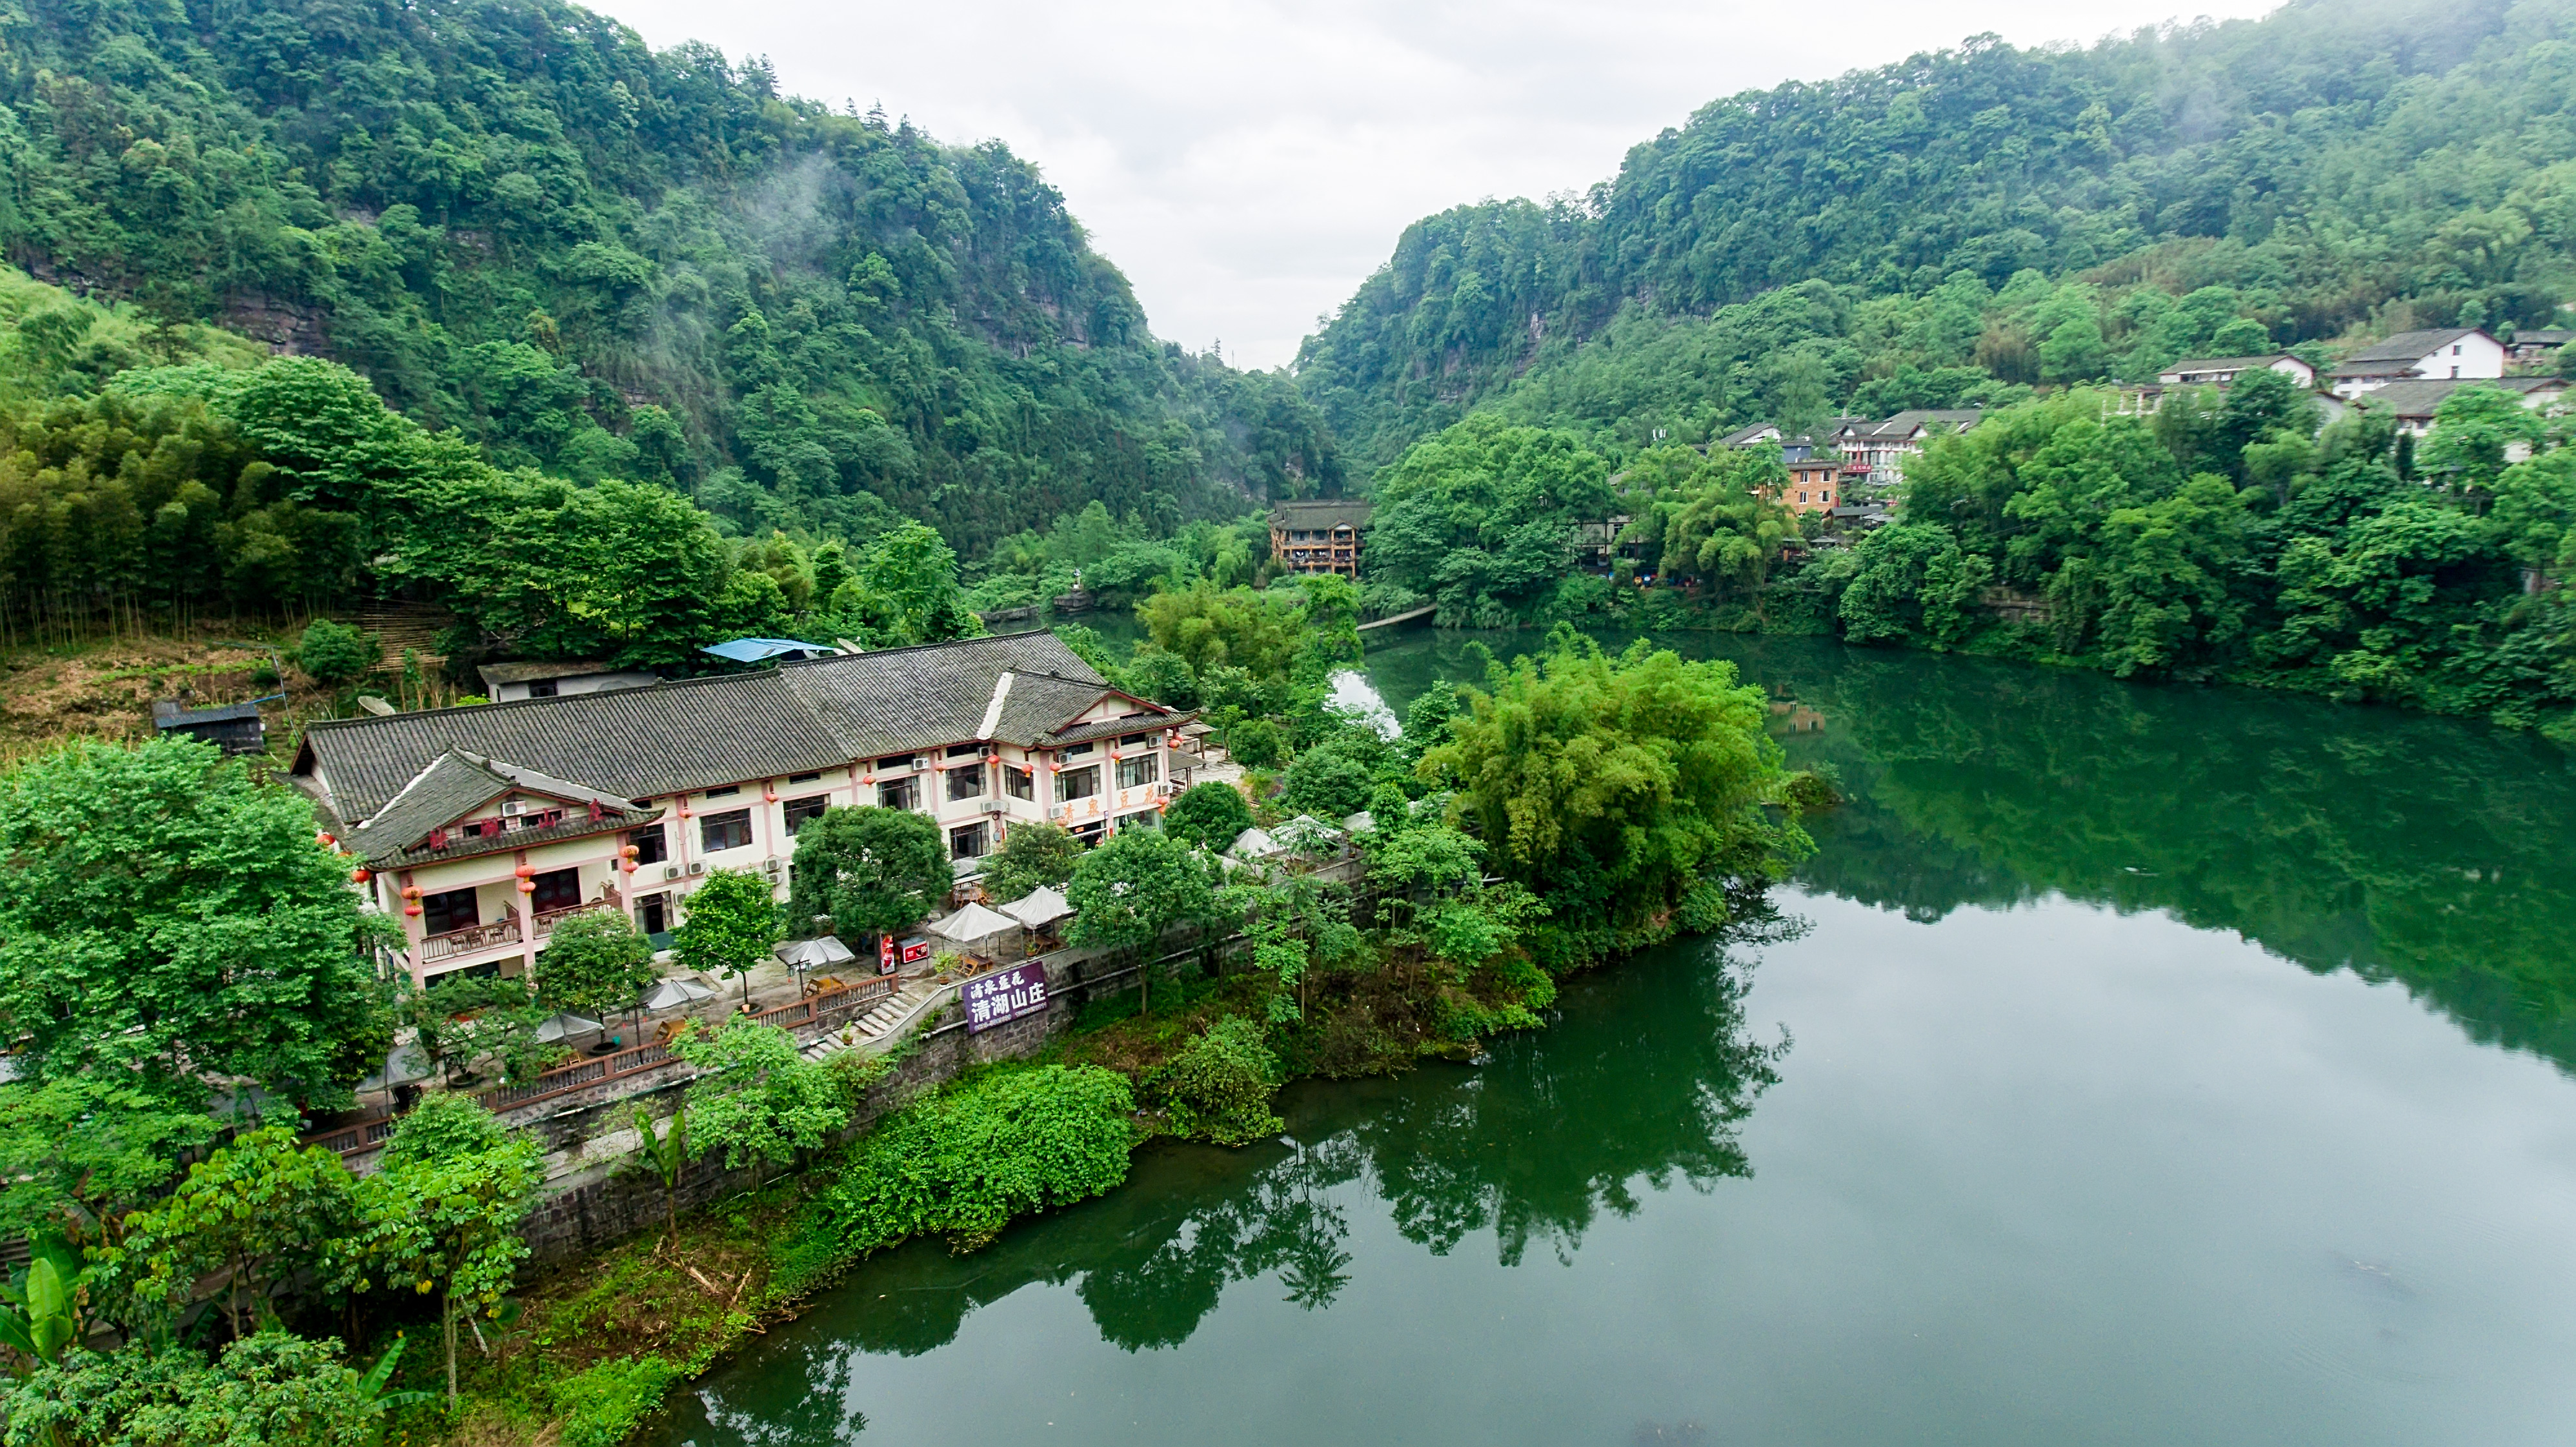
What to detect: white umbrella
<box><xmin>999</xmin><ymin>885</ymin><xmax>1073</xmax><ymax>928</ymax></box>
<box><xmin>640</xmin><ymin>976</ymin><xmax>716</xmax><ymax>1011</ymax></box>
<box><xmin>774</xmin><ymin>936</ymin><xmax>856</xmax><ymax>969</ymax></box>
<box><xmin>929</xmin><ymin>902</ymin><xmax>1019</xmax><ymax>944</ymax></box>
<box><xmin>535</xmin><ymin>1011</ymin><xmax>605</xmax><ymax>1042</ymax></box>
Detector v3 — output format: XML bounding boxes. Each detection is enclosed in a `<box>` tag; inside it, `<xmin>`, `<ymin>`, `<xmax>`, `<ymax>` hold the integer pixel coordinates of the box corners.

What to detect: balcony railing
<box><xmin>418</xmin><ymin>916</ymin><xmax>521</xmax><ymax>962</ymax></box>
<box><xmin>533</xmin><ymin>900</ymin><xmax>618</xmax><ymax>938</ymax></box>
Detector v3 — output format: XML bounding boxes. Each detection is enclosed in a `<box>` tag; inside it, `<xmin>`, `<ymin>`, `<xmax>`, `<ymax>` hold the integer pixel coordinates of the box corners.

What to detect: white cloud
<box><xmin>587</xmin><ymin>0</ymin><xmax>2286</xmax><ymax>369</ymax></box>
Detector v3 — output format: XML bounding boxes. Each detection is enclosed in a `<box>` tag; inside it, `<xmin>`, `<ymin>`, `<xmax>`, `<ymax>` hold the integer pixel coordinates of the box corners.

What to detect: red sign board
<box><xmin>878</xmin><ymin>935</ymin><xmax>897</xmax><ymax>975</ymax></box>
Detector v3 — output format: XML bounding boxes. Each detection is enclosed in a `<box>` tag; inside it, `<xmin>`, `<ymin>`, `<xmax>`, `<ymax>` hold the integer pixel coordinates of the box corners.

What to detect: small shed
<box><xmin>152</xmin><ymin>699</ymin><xmax>265</xmax><ymax>756</ymax></box>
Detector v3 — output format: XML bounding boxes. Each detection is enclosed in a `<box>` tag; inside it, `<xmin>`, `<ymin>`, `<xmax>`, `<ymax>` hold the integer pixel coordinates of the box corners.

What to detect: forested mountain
<box><xmin>0</xmin><ymin>0</ymin><xmax>1337</xmax><ymax>551</ymax></box>
<box><xmin>1298</xmin><ymin>0</ymin><xmax>2576</xmax><ymax>472</ymax></box>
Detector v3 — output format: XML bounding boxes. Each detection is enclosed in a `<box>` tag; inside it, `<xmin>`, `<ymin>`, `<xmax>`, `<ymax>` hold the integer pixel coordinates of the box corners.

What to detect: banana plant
<box><xmin>0</xmin><ymin>1234</ymin><xmax>86</xmax><ymax>1375</ymax></box>
<box><xmin>354</xmin><ymin>1334</ymin><xmax>438</xmax><ymax>1445</ymax></box>
<box><xmin>632</xmin><ymin>1104</ymin><xmax>695</xmax><ymax>1252</ymax></box>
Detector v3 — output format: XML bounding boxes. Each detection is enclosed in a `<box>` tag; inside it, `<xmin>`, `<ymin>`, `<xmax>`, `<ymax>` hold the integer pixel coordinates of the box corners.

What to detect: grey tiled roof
<box><xmin>2353</xmin><ymin>376</ymin><xmax>2561</xmax><ymax>418</ymax></box>
<box><xmin>2344</xmin><ymin>327</ymin><xmax>2485</xmax><ymax>363</ymax></box>
<box><xmin>352</xmin><ymin>750</ymin><xmax>658</xmax><ymax>867</ymax></box>
<box><xmin>300</xmin><ymin>631</ymin><xmax>1127</xmax><ymax>827</ymax></box>
<box><xmin>1269</xmin><ymin>500</ymin><xmax>1373</xmax><ymax>530</ymax></box>
<box><xmin>2160</xmin><ymin>354</ymin><xmax>2302</xmax><ymax>374</ymax></box>
<box><xmin>474</xmin><ymin>659</ymin><xmax>613</xmax><ymax>688</ymax></box>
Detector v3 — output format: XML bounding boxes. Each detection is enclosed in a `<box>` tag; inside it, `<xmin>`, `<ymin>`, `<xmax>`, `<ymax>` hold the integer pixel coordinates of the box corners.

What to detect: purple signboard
<box><xmin>961</xmin><ymin>963</ymin><xmax>1049</xmax><ymax>1033</ymax></box>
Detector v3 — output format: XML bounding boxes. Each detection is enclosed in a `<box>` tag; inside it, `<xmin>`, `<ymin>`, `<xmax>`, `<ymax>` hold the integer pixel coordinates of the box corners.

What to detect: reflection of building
<box><xmin>296</xmin><ymin>632</ymin><xmax>1193</xmax><ymax>986</ymax></box>
<box><xmin>1767</xmin><ymin>698</ymin><xmax>1826</xmax><ymax>733</ymax></box>
<box><xmin>1269</xmin><ymin>500</ymin><xmax>1371</xmax><ymax>577</ymax></box>
<box><xmin>2329</xmin><ymin>327</ymin><xmax>2504</xmax><ymax>398</ymax></box>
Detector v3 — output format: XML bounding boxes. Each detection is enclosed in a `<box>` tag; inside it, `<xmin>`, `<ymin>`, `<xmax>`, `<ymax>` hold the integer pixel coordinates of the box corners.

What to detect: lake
<box><xmin>645</xmin><ymin>633</ymin><xmax>2576</xmax><ymax>1446</ymax></box>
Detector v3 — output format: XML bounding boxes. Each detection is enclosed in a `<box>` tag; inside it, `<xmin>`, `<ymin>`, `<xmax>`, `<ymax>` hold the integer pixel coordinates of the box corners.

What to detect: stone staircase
<box><xmin>803</xmin><ymin>976</ymin><xmax>950</xmax><ymax>1060</ymax></box>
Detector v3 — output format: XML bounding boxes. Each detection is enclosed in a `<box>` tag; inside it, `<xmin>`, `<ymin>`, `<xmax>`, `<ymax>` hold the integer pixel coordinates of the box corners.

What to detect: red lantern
<box><xmin>401</xmin><ymin>885</ymin><xmax>422</xmax><ymax>900</ymax></box>
<box><xmin>518</xmin><ymin>879</ymin><xmax>536</xmax><ymax>895</ymax></box>
<box><xmin>763</xmin><ymin>788</ymin><xmax>779</xmax><ymax>803</ymax></box>
<box><xmin>619</xmin><ymin>859</ymin><xmax>638</xmax><ymax>875</ymax></box>
<box><xmin>316</xmin><ymin>830</ymin><xmax>336</xmax><ymax>847</ymax></box>
<box><xmin>349</xmin><ymin>867</ymin><xmax>371</xmax><ymax>884</ymax></box>
<box><xmin>514</xmin><ymin>864</ymin><xmax>535</xmax><ymax>880</ymax></box>
<box><xmin>621</xmin><ymin>844</ymin><xmax>639</xmax><ymax>859</ymax></box>
<box><xmin>404</xmin><ymin>904</ymin><xmax>423</xmax><ymax>917</ymax></box>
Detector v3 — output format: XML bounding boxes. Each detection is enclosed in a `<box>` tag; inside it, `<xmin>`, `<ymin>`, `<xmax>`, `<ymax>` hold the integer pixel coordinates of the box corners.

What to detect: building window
<box><xmin>1005</xmin><ymin>765</ymin><xmax>1034</xmax><ymax>800</ymax></box>
<box><xmin>946</xmin><ymin>763</ymin><xmax>985</xmax><ymax>802</ymax></box>
<box><xmin>1114</xmin><ymin>810</ymin><xmax>1160</xmax><ymax>834</ymax></box>
<box><xmin>700</xmin><ymin>809</ymin><xmax>753</xmax><ymax>852</ymax></box>
<box><xmin>945</xmin><ymin>742</ymin><xmax>982</xmax><ymax>758</ymax></box>
<box><xmin>1062</xmin><ymin>740</ymin><xmax>1094</xmax><ymax>757</ymax></box>
<box><xmin>530</xmin><ymin>868</ymin><xmax>581</xmax><ymax>913</ymax></box>
<box><xmin>878</xmin><ymin>777</ymin><xmax>921</xmax><ymax>811</ymax></box>
<box><xmin>788</xmin><ymin>771</ymin><xmax>822</xmax><ymax>784</ymax></box>
<box><xmin>528</xmin><ymin>679</ymin><xmax>558</xmax><ymax>698</ymax></box>
<box><xmin>629</xmin><ymin>824</ymin><xmax>668</xmax><ymax>865</ymax></box>
<box><xmin>878</xmin><ymin>753</ymin><xmax>918</xmax><ymax>773</ymax></box>
<box><xmin>1060</xmin><ymin>765</ymin><xmax>1101</xmax><ymax>800</ymax></box>
<box><xmin>1796</xmin><ymin>491</ymin><xmax>1807</xmax><ymax>504</ymax></box>
<box><xmin>637</xmin><ymin>893</ymin><xmax>669</xmax><ymax>935</ymax></box>
<box><xmin>703</xmin><ymin>784</ymin><xmax>740</xmax><ymax>799</ymax></box>
<box><xmin>1117</xmin><ymin>753</ymin><xmax>1160</xmax><ymax>790</ymax></box>
<box><xmin>421</xmin><ymin>887</ymin><xmax>479</xmax><ymax>936</ymax></box>
<box><xmin>783</xmin><ymin>794</ymin><xmax>830</xmax><ymax>835</ymax></box>
<box><xmin>1118</xmin><ymin>731</ymin><xmax>1151</xmax><ymax>747</ymax></box>
<box><xmin>949</xmin><ymin>822</ymin><xmax>989</xmax><ymax>859</ymax></box>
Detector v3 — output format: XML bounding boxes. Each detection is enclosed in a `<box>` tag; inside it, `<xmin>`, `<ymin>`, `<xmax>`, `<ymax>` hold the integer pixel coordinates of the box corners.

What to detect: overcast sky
<box><xmin>589</xmin><ymin>0</ymin><xmax>2286</xmax><ymax>370</ymax></box>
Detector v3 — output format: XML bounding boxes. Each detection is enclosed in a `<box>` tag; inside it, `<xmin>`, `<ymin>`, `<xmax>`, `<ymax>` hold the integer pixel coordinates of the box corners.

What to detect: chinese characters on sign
<box><xmin>962</xmin><ymin>963</ymin><xmax>1049</xmax><ymax>1033</ymax></box>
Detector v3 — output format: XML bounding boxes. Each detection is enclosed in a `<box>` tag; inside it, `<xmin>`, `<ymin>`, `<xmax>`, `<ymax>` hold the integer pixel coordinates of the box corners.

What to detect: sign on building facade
<box><xmin>962</xmin><ymin>962</ymin><xmax>1049</xmax><ymax>1033</ymax></box>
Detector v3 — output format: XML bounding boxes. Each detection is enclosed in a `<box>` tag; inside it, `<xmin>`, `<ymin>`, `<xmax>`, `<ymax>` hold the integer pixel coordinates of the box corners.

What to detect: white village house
<box><xmin>2329</xmin><ymin>327</ymin><xmax>2506</xmax><ymax>398</ymax></box>
<box><xmin>294</xmin><ymin>632</ymin><xmax>1194</xmax><ymax>987</ymax></box>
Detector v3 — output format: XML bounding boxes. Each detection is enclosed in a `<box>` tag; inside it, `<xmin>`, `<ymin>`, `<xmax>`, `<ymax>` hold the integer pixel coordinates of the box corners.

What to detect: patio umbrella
<box><xmin>534</xmin><ymin>1011</ymin><xmax>605</xmax><ymax>1043</ymax></box>
<box><xmin>999</xmin><ymin>885</ymin><xmax>1073</xmax><ymax>929</ymax></box>
<box><xmin>773</xmin><ymin>936</ymin><xmax>856</xmax><ymax>969</ymax></box>
<box><xmin>929</xmin><ymin>902</ymin><xmax>1019</xmax><ymax>948</ymax></box>
<box><xmin>640</xmin><ymin>976</ymin><xmax>716</xmax><ymax>1011</ymax></box>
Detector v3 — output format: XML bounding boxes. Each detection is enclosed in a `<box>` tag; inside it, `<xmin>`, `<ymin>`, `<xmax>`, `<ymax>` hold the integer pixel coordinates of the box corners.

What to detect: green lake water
<box><xmin>645</xmin><ymin>634</ymin><xmax>2576</xmax><ymax>1446</ymax></box>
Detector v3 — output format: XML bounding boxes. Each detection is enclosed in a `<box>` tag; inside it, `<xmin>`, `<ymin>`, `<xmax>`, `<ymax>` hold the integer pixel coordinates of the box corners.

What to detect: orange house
<box><xmin>1764</xmin><ymin>458</ymin><xmax>1847</xmax><ymax>515</ymax></box>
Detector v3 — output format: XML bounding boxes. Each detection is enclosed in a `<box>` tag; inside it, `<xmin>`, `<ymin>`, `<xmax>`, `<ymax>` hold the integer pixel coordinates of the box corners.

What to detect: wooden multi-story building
<box><xmin>1269</xmin><ymin>500</ymin><xmax>1371</xmax><ymax>577</ymax></box>
<box><xmin>294</xmin><ymin>632</ymin><xmax>1192</xmax><ymax>987</ymax></box>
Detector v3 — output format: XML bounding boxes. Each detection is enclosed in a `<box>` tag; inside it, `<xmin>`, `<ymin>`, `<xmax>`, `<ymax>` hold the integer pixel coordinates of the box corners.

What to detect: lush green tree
<box><xmin>1366</xmin><ymin>414</ymin><xmax>1620</xmax><ymax>626</ymax></box>
<box><xmin>815</xmin><ymin>1066</ymin><xmax>1137</xmax><ymax>1253</ymax></box>
<box><xmin>674</xmin><ymin>869</ymin><xmax>783</xmax><ymax>1008</ymax></box>
<box><xmin>1834</xmin><ymin>523</ymin><xmax>1994</xmax><ymax>647</ymax></box>
<box><xmin>378</xmin><ymin>1093</ymin><xmax>514</xmax><ymax>1171</ymax></box>
<box><xmin>337</xmin><ymin>1124</ymin><xmax>542</xmax><ymax>1404</ymax></box>
<box><xmin>0</xmin><ymin>1080</ymin><xmax>218</xmax><ymax>1250</ymax></box>
<box><xmin>2418</xmin><ymin>386</ymin><xmax>2548</xmax><ymax>489</ymax></box>
<box><xmin>1281</xmin><ymin>738</ymin><xmax>1383</xmax><ymax>822</ymax></box>
<box><xmin>787</xmin><ymin>807</ymin><xmax>948</xmax><ymax>949</ymax></box>
<box><xmin>534</xmin><ymin>911</ymin><xmax>658</xmax><ymax>1024</ymax></box>
<box><xmin>0</xmin><ymin>1235</ymin><xmax>88</xmax><ymax>1377</ymax></box>
<box><xmin>405</xmin><ymin>975</ymin><xmax>548</xmax><ymax>1086</ymax></box>
<box><xmin>0</xmin><ymin>1332</ymin><xmax>404</xmax><ymax>1447</ymax></box>
<box><xmin>294</xmin><ymin>621</ymin><xmax>381</xmax><ymax>684</ymax></box>
<box><xmin>977</xmin><ymin>822</ymin><xmax>1085</xmax><ymax>906</ymax></box>
<box><xmin>0</xmin><ymin>739</ymin><xmax>392</xmax><ymax>1109</ymax></box>
<box><xmin>1136</xmin><ymin>583</ymin><xmax>1305</xmax><ymax>683</ymax></box>
<box><xmin>100</xmin><ymin>1128</ymin><xmax>354</xmax><ymax>1341</ymax></box>
<box><xmin>1229</xmin><ymin>718</ymin><xmax>1287</xmax><ymax>769</ymax></box>
<box><xmin>1149</xmin><ymin>1017</ymin><xmax>1284</xmax><ymax>1147</ymax></box>
<box><xmin>1162</xmin><ymin>782</ymin><xmax>1255</xmax><ymax>853</ymax></box>
<box><xmin>1065</xmin><ymin>827</ymin><xmax>1218</xmax><ymax>1013</ymax></box>
<box><xmin>672</xmin><ymin>1019</ymin><xmax>849</xmax><ymax>1170</ymax></box>
<box><xmin>1422</xmin><ymin>631</ymin><xmax>1802</xmax><ymax>950</ymax></box>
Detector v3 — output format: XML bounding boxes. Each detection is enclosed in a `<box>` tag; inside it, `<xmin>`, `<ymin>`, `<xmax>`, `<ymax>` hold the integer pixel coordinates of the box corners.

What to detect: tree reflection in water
<box><xmin>694</xmin><ymin>929</ymin><xmax>1788</xmax><ymax>1379</ymax></box>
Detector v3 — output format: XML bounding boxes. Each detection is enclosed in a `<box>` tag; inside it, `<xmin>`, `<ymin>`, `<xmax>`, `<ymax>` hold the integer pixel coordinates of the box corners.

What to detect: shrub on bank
<box><xmin>815</xmin><ymin>1065</ymin><xmax>1138</xmax><ymax>1252</ymax></box>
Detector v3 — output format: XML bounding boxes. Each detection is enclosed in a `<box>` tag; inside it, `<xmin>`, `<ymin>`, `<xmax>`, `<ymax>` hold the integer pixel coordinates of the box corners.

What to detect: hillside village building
<box><xmin>295</xmin><ymin>632</ymin><xmax>1192</xmax><ymax>987</ymax></box>
<box><xmin>2157</xmin><ymin>354</ymin><xmax>2318</xmax><ymax>389</ymax></box>
<box><xmin>2329</xmin><ymin>327</ymin><xmax>2506</xmax><ymax>397</ymax></box>
<box><xmin>1831</xmin><ymin>410</ymin><xmax>1987</xmax><ymax>487</ymax></box>
<box><xmin>1269</xmin><ymin>500</ymin><xmax>1370</xmax><ymax>577</ymax></box>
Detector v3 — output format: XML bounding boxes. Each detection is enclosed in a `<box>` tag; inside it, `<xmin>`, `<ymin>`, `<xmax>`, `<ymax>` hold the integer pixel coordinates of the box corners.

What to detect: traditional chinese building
<box><xmin>1269</xmin><ymin>500</ymin><xmax>1371</xmax><ymax>577</ymax></box>
<box><xmin>294</xmin><ymin>632</ymin><xmax>1193</xmax><ymax>987</ymax></box>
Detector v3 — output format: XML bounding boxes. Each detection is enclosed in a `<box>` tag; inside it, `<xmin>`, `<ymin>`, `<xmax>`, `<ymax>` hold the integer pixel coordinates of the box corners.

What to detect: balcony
<box><xmin>533</xmin><ymin>900</ymin><xmax>619</xmax><ymax>938</ymax></box>
<box><xmin>419</xmin><ymin>916</ymin><xmax>522</xmax><ymax>963</ymax></box>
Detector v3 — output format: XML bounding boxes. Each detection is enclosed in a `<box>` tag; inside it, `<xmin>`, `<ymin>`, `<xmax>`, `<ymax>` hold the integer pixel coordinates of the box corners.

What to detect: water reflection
<box><xmin>1365</xmin><ymin>629</ymin><xmax>2576</xmax><ymax>1077</ymax></box>
<box><xmin>672</xmin><ymin>935</ymin><xmax>1786</xmax><ymax>1439</ymax></box>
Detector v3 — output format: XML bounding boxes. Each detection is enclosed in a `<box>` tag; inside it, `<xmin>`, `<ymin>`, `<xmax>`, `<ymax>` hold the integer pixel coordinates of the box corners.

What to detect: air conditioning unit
<box><xmin>501</xmin><ymin>800</ymin><xmax>528</xmax><ymax>816</ymax></box>
<box><xmin>687</xmin><ymin>861</ymin><xmax>706</xmax><ymax>876</ymax></box>
<box><xmin>909</xmin><ymin>755</ymin><xmax>929</xmax><ymax>772</ymax></box>
<box><xmin>763</xmin><ymin>856</ymin><xmax>782</xmax><ymax>874</ymax></box>
<box><xmin>663</xmin><ymin>865</ymin><xmax>681</xmax><ymax>881</ymax></box>
<box><xmin>980</xmin><ymin>799</ymin><xmax>1007</xmax><ymax>815</ymax></box>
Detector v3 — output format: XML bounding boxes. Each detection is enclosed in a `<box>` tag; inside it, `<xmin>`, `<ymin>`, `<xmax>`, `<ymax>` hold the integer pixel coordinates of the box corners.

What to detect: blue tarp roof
<box><xmin>699</xmin><ymin>637</ymin><xmax>839</xmax><ymax>663</ymax></box>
